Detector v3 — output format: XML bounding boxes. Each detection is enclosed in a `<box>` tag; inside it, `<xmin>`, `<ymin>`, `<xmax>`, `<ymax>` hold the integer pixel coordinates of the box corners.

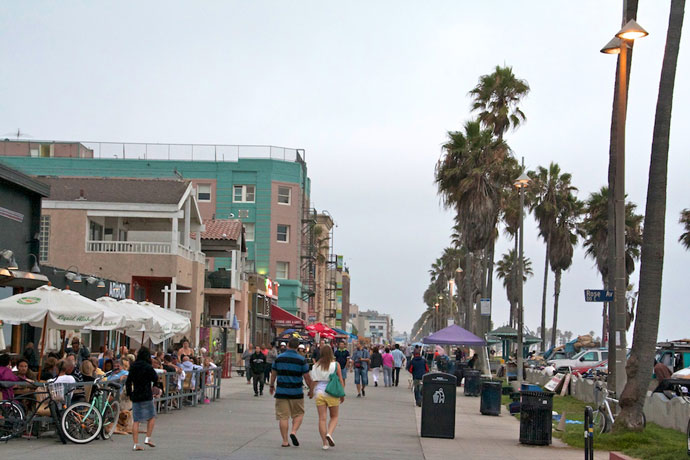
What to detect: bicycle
<box><xmin>592</xmin><ymin>382</ymin><xmax>646</xmax><ymax>434</ymax></box>
<box><xmin>0</xmin><ymin>381</ymin><xmax>69</xmax><ymax>444</ymax></box>
<box><xmin>60</xmin><ymin>376</ymin><xmax>121</xmax><ymax>444</ymax></box>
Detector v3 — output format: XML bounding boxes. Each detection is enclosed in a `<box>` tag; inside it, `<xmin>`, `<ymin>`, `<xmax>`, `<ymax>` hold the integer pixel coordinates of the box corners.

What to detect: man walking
<box><xmin>270</xmin><ymin>337</ymin><xmax>314</xmax><ymax>447</ymax></box>
<box><xmin>407</xmin><ymin>350</ymin><xmax>429</xmax><ymax>407</ymax></box>
<box><xmin>242</xmin><ymin>344</ymin><xmax>253</xmax><ymax>385</ymax></box>
<box><xmin>391</xmin><ymin>344</ymin><xmax>406</xmax><ymax>387</ymax></box>
<box><xmin>334</xmin><ymin>341</ymin><xmax>350</xmax><ymax>387</ymax></box>
<box><xmin>265</xmin><ymin>343</ymin><xmax>278</xmax><ymax>384</ymax></box>
<box><xmin>352</xmin><ymin>342</ymin><xmax>370</xmax><ymax>398</ymax></box>
<box><xmin>250</xmin><ymin>345</ymin><xmax>266</xmax><ymax>396</ymax></box>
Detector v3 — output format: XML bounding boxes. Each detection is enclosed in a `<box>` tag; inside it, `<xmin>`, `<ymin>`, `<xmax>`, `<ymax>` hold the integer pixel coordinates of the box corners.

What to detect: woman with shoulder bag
<box><xmin>308</xmin><ymin>344</ymin><xmax>345</xmax><ymax>450</ymax></box>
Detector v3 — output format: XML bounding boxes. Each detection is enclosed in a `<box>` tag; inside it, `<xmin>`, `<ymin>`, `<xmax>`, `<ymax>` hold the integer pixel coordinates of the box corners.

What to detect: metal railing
<box><xmin>156</xmin><ymin>367</ymin><xmax>222</xmax><ymax>413</ymax></box>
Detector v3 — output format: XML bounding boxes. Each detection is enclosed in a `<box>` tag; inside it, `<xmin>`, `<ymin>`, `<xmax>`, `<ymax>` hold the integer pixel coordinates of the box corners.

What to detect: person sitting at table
<box><xmin>81</xmin><ymin>359</ymin><xmax>97</xmax><ymax>383</ymax></box>
<box><xmin>14</xmin><ymin>358</ymin><xmax>37</xmax><ymax>381</ymax></box>
<box><xmin>40</xmin><ymin>357</ymin><xmax>59</xmax><ymax>381</ymax></box>
<box><xmin>90</xmin><ymin>357</ymin><xmax>105</xmax><ymax>377</ymax></box>
<box><xmin>179</xmin><ymin>339</ymin><xmax>194</xmax><ymax>359</ymax></box>
<box><xmin>23</xmin><ymin>342</ymin><xmax>39</xmax><ymax>372</ymax></box>
<box><xmin>53</xmin><ymin>359</ymin><xmax>77</xmax><ymax>385</ymax></box>
<box><xmin>103</xmin><ymin>358</ymin><xmax>114</xmax><ymax>374</ymax></box>
<box><xmin>107</xmin><ymin>359</ymin><xmax>129</xmax><ymax>382</ymax></box>
<box><xmin>1</xmin><ymin>353</ymin><xmax>29</xmax><ymax>400</ymax></box>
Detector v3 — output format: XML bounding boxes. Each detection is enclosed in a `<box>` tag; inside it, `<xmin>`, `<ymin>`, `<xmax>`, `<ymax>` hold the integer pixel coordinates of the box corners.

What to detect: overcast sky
<box><xmin>1</xmin><ymin>1</ymin><xmax>688</xmax><ymax>342</ymax></box>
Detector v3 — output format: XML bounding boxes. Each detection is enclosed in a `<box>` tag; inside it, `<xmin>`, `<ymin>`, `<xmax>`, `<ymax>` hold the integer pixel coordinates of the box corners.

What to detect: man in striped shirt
<box><xmin>269</xmin><ymin>337</ymin><xmax>314</xmax><ymax>447</ymax></box>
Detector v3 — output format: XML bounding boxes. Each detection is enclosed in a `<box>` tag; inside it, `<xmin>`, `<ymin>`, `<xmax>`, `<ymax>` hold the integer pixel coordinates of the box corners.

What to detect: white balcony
<box><xmin>87</xmin><ymin>240</ymin><xmax>173</xmax><ymax>254</ymax></box>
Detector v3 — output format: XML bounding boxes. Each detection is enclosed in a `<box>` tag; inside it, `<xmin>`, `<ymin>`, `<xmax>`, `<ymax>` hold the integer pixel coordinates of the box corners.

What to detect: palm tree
<box><xmin>582</xmin><ymin>186</ymin><xmax>644</xmax><ymax>342</ymax></box>
<box><xmin>548</xmin><ymin>195</ymin><xmax>584</xmax><ymax>349</ymax></box>
<box><xmin>679</xmin><ymin>209</ymin><xmax>690</xmax><ymax>249</ymax></box>
<box><xmin>495</xmin><ymin>249</ymin><xmax>533</xmax><ymax>327</ymax></box>
<box><xmin>528</xmin><ymin>163</ymin><xmax>578</xmax><ymax>351</ymax></box>
<box><xmin>469</xmin><ymin>66</ymin><xmax>530</xmax><ymax>314</ymax></box>
<box><xmin>617</xmin><ymin>0</ymin><xmax>685</xmax><ymax>432</ymax></box>
<box><xmin>469</xmin><ymin>66</ymin><xmax>530</xmax><ymax>141</ymax></box>
<box><xmin>436</xmin><ymin>121</ymin><xmax>513</xmax><ymax>333</ymax></box>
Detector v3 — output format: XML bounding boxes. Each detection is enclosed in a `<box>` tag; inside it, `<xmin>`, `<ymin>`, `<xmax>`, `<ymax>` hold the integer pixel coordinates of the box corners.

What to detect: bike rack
<box><xmin>584</xmin><ymin>406</ymin><xmax>594</xmax><ymax>460</ymax></box>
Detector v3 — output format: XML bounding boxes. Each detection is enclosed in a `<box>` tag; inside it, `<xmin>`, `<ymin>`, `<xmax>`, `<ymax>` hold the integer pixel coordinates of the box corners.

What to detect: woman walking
<box><xmin>370</xmin><ymin>346</ymin><xmax>382</xmax><ymax>387</ymax></box>
<box><xmin>381</xmin><ymin>347</ymin><xmax>394</xmax><ymax>387</ymax></box>
<box><xmin>125</xmin><ymin>347</ymin><xmax>158</xmax><ymax>451</ymax></box>
<box><xmin>309</xmin><ymin>344</ymin><xmax>345</xmax><ymax>450</ymax></box>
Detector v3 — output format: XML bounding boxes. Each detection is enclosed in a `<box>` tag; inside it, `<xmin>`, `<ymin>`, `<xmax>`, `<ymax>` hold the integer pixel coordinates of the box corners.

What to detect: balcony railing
<box><xmin>87</xmin><ymin>240</ymin><xmax>172</xmax><ymax>254</ymax></box>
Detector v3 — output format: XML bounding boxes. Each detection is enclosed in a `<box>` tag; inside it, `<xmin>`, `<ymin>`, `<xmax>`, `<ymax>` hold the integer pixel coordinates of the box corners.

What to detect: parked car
<box><xmin>655</xmin><ymin>341</ymin><xmax>690</xmax><ymax>376</ymax></box>
<box><xmin>547</xmin><ymin>347</ymin><xmax>609</xmax><ymax>372</ymax></box>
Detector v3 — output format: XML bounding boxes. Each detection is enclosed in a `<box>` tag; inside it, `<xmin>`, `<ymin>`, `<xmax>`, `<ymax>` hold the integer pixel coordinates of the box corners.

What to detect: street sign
<box><xmin>584</xmin><ymin>289</ymin><xmax>614</xmax><ymax>302</ymax></box>
<box><xmin>480</xmin><ymin>298</ymin><xmax>491</xmax><ymax>316</ymax></box>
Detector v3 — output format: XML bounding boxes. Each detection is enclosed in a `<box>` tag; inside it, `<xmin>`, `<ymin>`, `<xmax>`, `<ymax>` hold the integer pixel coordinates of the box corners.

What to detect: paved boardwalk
<box><xmin>0</xmin><ymin>376</ymin><xmax>607</xmax><ymax>459</ymax></box>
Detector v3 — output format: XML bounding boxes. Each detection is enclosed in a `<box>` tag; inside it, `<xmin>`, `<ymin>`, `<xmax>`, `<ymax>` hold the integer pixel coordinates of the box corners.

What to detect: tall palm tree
<box><xmin>469</xmin><ymin>66</ymin><xmax>530</xmax><ymax>141</ymax></box>
<box><xmin>617</xmin><ymin>0</ymin><xmax>685</xmax><ymax>431</ymax></box>
<box><xmin>549</xmin><ymin>195</ymin><xmax>584</xmax><ymax>349</ymax></box>
<box><xmin>436</xmin><ymin>121</ymin><xmax>513</xmax><ymax>333</ymax></box>
<box><xmin>679</xmin><ymin>208</ymin><xmax>690</xmax><ymax>249</ymax></box>
<box><xmin>582</xmin><ymin>186</ymin><xmax>643</xmax><ymax>341</ymax></box>
<box><xmin>495</xmin><ymin>249</ymin><xmax>533</xmax><ymax>327</ymax></box>
<box><xmin>528</xmin><ymin>163</ymin><xmax>577</xmax><ymax>351</ymax></box>
<box><xmin>469</xmin><ymin>66</ymin><xmax>530</xmax><ymax>314</ymax></box>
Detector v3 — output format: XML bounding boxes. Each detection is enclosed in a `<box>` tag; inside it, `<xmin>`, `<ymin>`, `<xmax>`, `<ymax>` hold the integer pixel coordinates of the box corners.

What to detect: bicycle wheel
<box><xmin>101</xmin><ymin>400</ymin><xmax>120</xmax><ymax>440</ymax></box>
<box><xmin>49</xmin><ymin>401</ymin><xmax>68</xmax><ymax>444</ymax></box>
<box><xmin>592</xmin><ymin>409</ymin><xmax>606</xmax><ymax>435</ymax></box>
<box><xmin>61</xmin><ymin>402</ymin><xmax>102</xmax><ymax>444</ymax></box>
<box><xmin>0</xmin><ymin>400</ymin><xmax>25</xmax><ymax>442</ymax></box>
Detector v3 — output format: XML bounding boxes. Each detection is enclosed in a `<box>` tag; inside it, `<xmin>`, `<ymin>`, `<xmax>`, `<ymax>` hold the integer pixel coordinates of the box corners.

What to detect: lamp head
<box><xmin>616</xmin><ymin>19</ymin><xmax>649</xmax><ymax>40</ymax></box>
<box><xmin>600</xmin><ymin>36</ymin><xmax>623</xmax><ymax>54</ymax></box>
<box><xmin>28</xmin><ymin>254</ymin><xmax>41</xmax><ymax>274</ymax></box>
<box><xmin>513</xmin><ymin>172</ymin><xmax>531</xmax><ymax>189</ymax></box>
<box><xmin>97</xmin><ymin>279</ymin><xmax>106</xmax><ymax>288</ymax></box>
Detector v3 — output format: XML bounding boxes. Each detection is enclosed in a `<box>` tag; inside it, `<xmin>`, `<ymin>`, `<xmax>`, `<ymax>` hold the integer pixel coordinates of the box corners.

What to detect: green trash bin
<box><xmin>519</xmin><ymin>391</ymin><xmax>554</xmax><ymax>445</ymax></box>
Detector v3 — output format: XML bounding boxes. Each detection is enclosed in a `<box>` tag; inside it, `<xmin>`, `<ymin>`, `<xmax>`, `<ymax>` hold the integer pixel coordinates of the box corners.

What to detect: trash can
<box><xmin>519</xmin><ymin>391</ymin><xmax>554</xmax><ymax>445</ymax></box>
<box><xmin>480</xmin><ymin>379</ymin><xmax>502</xmax><ymax>416</ymax></box>
<box><xmin>421</xmin><ymin>372</ymin><xmax>457</xmax><ymax>439</ymax></box>
<box><xmin>455</xmin><ymin>362</ymin><xmax>468</xmax><ymax>387</ymax></box>
<box><xmin>463</xmin><ymin>369</ymin><xmax>481</xmax><ymax>396</ymax></box>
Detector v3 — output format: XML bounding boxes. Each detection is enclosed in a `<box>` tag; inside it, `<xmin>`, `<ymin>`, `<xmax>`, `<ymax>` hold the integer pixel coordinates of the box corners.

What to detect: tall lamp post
<box><xmin>454</xmin><ymin>267</ymin><xmax>463</xmax><ymax>326</ymax></box>
<box><xmin>600</xmin><ymin>19</ymin><xmax>648</xmax><ymax>397</ymax></box>
<box><xmin>514</xmin><ymin>170</ymin><xmax>530</xmax><ymax>382</ymax></box>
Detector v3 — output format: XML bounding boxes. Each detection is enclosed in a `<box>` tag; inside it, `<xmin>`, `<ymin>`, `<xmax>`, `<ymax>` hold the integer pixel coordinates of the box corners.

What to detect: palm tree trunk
<box><xmin>486</xmin><ymin>239</ymin><xmax>496</xmax><ymax>313</ymax></box>
<box><xmin>480</xmin><ymin>247</ymin><xmax>489</xmax><ymax>336</ymax></box>
<box><xmin>602</xmin><ymin>279</ymin><xmax>609</xmax><ymax>347</ymax></box>
<box><xmin>550</xmin><ymin>269</ymin><xmax>561</xmax><ymax>349</ymax></box>
<box><xmin>464</xmin><ymin>251</ymin><xmax>472</xmax><ymax>330</ymax></box>
<box><xmin>616</xmin><ymin>0</ymin><xmax>684</xmax><ymax>431</ymax></box>
<box><xmin>541</xmin><ymin>235</ymin><xmax>550</xmax><ymax>351</ymax></box>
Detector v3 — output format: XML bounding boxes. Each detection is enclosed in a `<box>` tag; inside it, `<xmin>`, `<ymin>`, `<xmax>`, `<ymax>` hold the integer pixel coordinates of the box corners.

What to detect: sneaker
<box><xmin>362</xmin><ymin>388</ymin><xmax>366</xmax><ymax>397</ymax></box>
<box><xmin>260</xmin><ymin>391</ymin><xmax>263</xmax><ymax>396</ymax></box>
<box><xmin>374</xmin><ymin>382</ymin><xmax>378</xmax><ymax>387</ymax></box>
<box><xmin>357</xmin><ymin>393</ymin><xmax>361</xmax><ymax>398</ymax></box>
<box><xmin>254</xmin><ymin>393</ymin><xmax>258</xmax><ymax>397</ymax></box>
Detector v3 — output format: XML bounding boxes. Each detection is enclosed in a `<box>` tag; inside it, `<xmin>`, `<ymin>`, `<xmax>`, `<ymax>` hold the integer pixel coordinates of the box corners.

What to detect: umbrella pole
<box><xmin>141</xmin><ymin>330</ymin><xmax>145</xmax><ymax>347</ymax></box>
<box><xmin>37</xmin><ymin>315</ymin><xmax>48</xmax><ymax>380</ymax></box>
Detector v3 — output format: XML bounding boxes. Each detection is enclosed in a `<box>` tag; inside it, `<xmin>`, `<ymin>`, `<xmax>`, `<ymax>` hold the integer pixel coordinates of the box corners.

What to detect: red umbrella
<box><xmin>306</xmin><ymin>322</ymin><xmax>335</xmax><ymax>339</ymax></box>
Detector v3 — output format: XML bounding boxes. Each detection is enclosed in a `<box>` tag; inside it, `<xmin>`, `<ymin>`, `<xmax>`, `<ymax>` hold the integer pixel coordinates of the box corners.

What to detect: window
<box><xmin>233</xmin><ymin>185</ymin><xmax>255</xmax><ymax>203</ymax></box>
<box><xmin>277</xmin><ymin>186</ymin><xmax>291</xmax><ymax>205</ymax></box>
<box><xmin>244</xmin><ymin>223</ymin><xmax>255</xmax><ymax>242</ymax></box>
<box><xmin>277</xmin><ymin>224</ymin><xmax>289</xmax><ymax>243</ymax></box>
<box><xmin>602</xmin><ymin>352</ymin><xmax>608</xmax><ymax>361</ymax></box>
<box><xmin>197</xmin><ymin>184</ymin><xmax>211</xmax><ymax>201</ymax></box>
<box><xmin>89</xmin><ymin>221</ymin><xmax>103</xmax><ymax>241</ymax></box>
<box><xmin>581</xmin><ymin>352</ymin><xmax>597</xmax><ymax>362</ymax></box>
<box><xmin>245</xmin><ymin>260</ymin><xmax>255</xmax><ymax>273</ymax></box>
<box><xmin>39</xmin><ymin>215</ymin><xmax>50</xmax><ymax>262</ymax></box>
<box><xmin>276</xmin><ymin>261</ymin><xmax>289</xmax><ymax>279</ymax></box>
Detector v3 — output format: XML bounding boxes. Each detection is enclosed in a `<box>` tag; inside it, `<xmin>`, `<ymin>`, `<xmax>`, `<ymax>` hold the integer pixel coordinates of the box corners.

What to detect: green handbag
<box><xmin>325</xmin><ymin>371</ymin><xmax>346</xmax><ymax>398</ymax></box>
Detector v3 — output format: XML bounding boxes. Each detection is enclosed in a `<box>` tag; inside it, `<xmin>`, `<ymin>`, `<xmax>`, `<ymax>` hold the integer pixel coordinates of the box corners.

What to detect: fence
<box><xmin>156</xmin><ymin>367</ymin><xmax>222</xmax><ymax>413</ymax></box>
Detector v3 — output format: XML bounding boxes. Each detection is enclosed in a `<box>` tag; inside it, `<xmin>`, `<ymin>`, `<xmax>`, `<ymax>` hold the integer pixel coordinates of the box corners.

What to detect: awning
<box><xmin>271</xmin><ymin>304</ymin><xmax>304</xmax><ymax>328</ymax></box>
<box><xmin>0</xmin><ymin>268</ymin><xmax>49</xmax><ymax>290</ymax></box>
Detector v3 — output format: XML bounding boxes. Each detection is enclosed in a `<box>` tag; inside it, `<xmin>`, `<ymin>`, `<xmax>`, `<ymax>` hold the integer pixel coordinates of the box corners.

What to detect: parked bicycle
<box><xmin>592</xmin><ymin>382</ymin><xmax>646</xmax><ymax>434</ymax></box>
<box><xmin>60</xmin><ymin>375</ymin><xmax>121</xmax><ymax>444</ymax></box>
<box><xmin>0</xmin><ymin>381</ymin><xmax>69</xmax><ymax>444</ymax></box>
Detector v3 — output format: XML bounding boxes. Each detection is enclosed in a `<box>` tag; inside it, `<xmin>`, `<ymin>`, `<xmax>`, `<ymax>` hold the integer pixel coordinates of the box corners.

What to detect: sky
<box><xmin>1</xmin><ymin>1</ymin><xmax>688</xmax><ymax>342</ymax></box>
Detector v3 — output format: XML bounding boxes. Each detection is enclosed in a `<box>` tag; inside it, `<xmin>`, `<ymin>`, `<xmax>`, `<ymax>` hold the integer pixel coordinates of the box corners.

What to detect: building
<box><xmin>0</xmin><ymin>140</ymin><xmax>312</xmax><ymax>319</ymax></box>
<box><xmin>34</xmin><ymin>176</ymin><xmax>206</xmax><ymax>344</ymax></box>
<box><xmin>0</xmin><ymin>164</ymin><xmax>50</xmax><ymax>352</ymax></box>
<box><xmin>354</xmin><ymin>309</ymin><xmax>393</xmax><ymax>345</ymax></box>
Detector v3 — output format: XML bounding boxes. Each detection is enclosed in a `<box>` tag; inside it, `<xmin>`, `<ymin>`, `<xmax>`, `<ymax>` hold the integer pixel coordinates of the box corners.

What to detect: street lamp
<box><xmin>600</xmin><ymin>18</ymin><xmax>648</xmax><ymax>398</ymax></box>
<box><xmin>514</xmin><ymin>170</ymin><xmax>530</xmax><ymax>382</ymax></box>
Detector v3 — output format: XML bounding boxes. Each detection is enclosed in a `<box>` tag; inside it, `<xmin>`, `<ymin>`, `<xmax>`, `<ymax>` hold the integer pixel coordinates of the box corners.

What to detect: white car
<box><xmin>547</xmin><ymin>348</ymin><xmax>609</xmax><ymax>371</ymax></box>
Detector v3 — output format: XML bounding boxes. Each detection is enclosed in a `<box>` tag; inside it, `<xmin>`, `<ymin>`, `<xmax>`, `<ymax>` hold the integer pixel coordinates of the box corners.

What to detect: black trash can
<box><xmin>480</xmin><ymin>379</ymin><xmax>502</xmax><ymax>416</ymax></box>
<box><xmin>519</xmin><ymin>391</ymin><xmax>554</xmax><ymax>445</ymax></box>
<box><xmin>454</xmin><ymin>362</ymin><xmax>468</xmax><ymax>387</ymax></box>
<box><xmin>421</xmin><ymin>372</ymin><xmax>457</xmax><ymax>439</ymax></box>
<box><xmin>463</xmin><ymin>369</ymin><xmax>481</xmax><ymax>396</ymax></box>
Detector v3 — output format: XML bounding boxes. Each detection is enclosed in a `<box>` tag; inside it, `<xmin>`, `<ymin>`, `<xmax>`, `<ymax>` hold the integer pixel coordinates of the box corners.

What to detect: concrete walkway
<box><xmin>416</xmin><ymin>383</ymin><xmax>609</xmax><ymax>460</ymax></box>
<box><xmin>0</xmin><ymin>375</ymin><xmax>608</xmax><ymax>459</ymax></box>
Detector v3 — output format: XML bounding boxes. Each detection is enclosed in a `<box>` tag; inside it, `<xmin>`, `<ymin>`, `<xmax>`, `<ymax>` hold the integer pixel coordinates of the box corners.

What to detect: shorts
<box><xmin>354</xmin><ymin>367</ymin><xmax>368</xmax><ymax>386</ymax></box>
<box><xmin>340</xmin><ymin>366</ymin><xmax>347</xmax><ymax>380</ymax></box>
<box><xmin>275</xmin><ymin>398</ymin><xmax>305</xmax><ymax>420</ymax></box>
<box><xmin>315</xmin><ymin>392</ymin><xmax>341</xmax><ymax>407</ymax></box>
<box><xmin>132</xmin><ymin>400</ymin><xmax>156</xmax><ymax>422</ymax></box>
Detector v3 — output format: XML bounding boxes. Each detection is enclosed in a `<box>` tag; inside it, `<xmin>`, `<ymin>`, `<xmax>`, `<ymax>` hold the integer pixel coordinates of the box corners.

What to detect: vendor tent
<box><xmin>422</xmin><ymin>324</ymin><xmax>485</xmax><ymax>346</ymax></box>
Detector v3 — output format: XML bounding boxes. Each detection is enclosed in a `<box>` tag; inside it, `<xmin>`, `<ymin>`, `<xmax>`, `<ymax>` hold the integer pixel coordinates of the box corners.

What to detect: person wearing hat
<box><xmin>297</xmin><ymin>344</ymin><xmax>306</xmax><ymax>357</ymax></box>
<box><xmin>407</xmin><ymin>351</ymin><xmax>429</xmax><ymax>407</ymax></box>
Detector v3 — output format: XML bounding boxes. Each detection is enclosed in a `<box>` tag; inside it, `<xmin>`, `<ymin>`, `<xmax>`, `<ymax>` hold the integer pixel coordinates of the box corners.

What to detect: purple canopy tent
<box><xmin>422</xmin><ymin>324</ymin><xmax>485</xmax><ymax>346</ymax></box>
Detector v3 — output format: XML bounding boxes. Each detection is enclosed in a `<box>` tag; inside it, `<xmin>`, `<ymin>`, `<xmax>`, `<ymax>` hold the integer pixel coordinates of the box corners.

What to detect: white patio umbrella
<box><xmin>84</xmin><ymin>297</ymin><xmax>127</xmax><ymax>331</ymax></box>
<box><xmin>139</xmin><ymin>301</ymin><xmax>191</xmax><ymax>344</ymax></box>
<box><xmin>0</xmin><ymin>285</ymin><xmax>106</xmax><ymax>375</ymax></box>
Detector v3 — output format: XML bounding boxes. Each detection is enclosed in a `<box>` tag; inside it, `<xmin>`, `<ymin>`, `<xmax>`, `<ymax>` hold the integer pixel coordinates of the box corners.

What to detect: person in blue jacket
<box><xmin>407</xmin><ymin>350</ymin><xmax>429</xmax><ymax>407</ymax></box>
